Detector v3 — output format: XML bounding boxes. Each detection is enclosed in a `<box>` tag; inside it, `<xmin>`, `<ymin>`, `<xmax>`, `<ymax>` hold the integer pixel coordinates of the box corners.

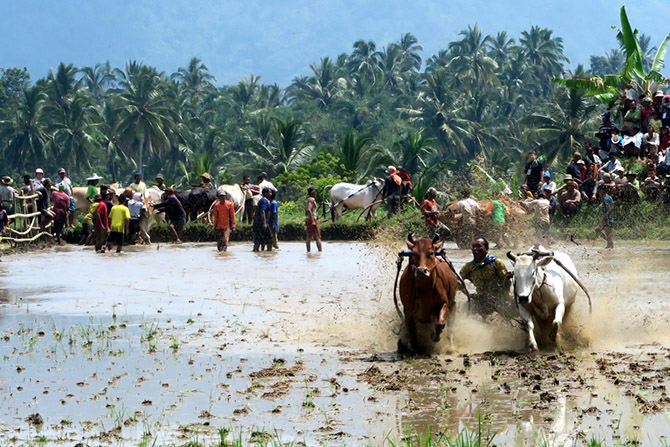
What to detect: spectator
<box><xmin>584</xmin><ymin>144</ymin><xmax>602</xmax><ymax>169</ymax></box>
<box><xmin>106</xmin><ymin>194</ymin><xmax>130</xmax><ymax>253</ymax></box>
<box><xmin>127</xmin><ymin>192</ymin><xmax>146</xmax><ymax>244</ymax></box>
<box><xmin>641</xmin><ymin>97</ymin><xmax>653</xmax><ymax>132</ymax></box>
<box><xmin>621</xmin><ymin>171</ymin><xmax>641</xmax><ymax>203</ymax></box>
<box><xmin>383</xmin><ymin>165</ymin><xmax>402</xmax><ymax>216</ymax></box>
<box><xmin>641</xmin><ymin>127</ymin><xmax>659</xmax><ymax>161</ymax></box>
<box><xmin>85</xmin><ymin>174</ymin><xmax>102</xmax><ymax>203</ymax></box>
<box><xmin>305</xmin><ymin>186</ymin><xmax>322</xmax><ymax>253</ymax></box>
<box><xmin>524</xmin><ymin>151</ymin><xmax>544</xmax><ymax>194</ymax></box>
<box><xmin>0</xmin><ymin>203</ymin><xmax>9</xmax><ymax>236</ymax></box>
<box><xmin>624</xmin><ymin>100</ymin><xmax>641</xmax><ymax>128</ymax></box>
<box><xmin>153</xmin><ymin>188</ymin><xmax>186</xmax><ymax>243</ymax></box>
<box><xmin>595</xmin><ymin>186</ymin><xmax>614</xmax><ymax>249</ymax></box>
<box><xmin>660</xmin><ymin>126</ymin><xmax>670</xmax><ymax>153</ymax></box>
<box><xmin>240</xmin><ymin>175</ymin><xmax>254</xmax><ymax>224</ymax></box>
<box><xmin>55</xmin><ymin>168</ymin><xmax>72</xmax><ymax>196</ymax></box>
<box><xmin>612</xmin><ymin>167</ymin><xmax>627</xmax><ymax>197</ymax></box>
<box><xmin>33</xmin><ymin>168</ymin><xmax>44</xmax><ymax>189</ymax></box>
<box><xmin>269</xmin><ymin>190</ymin><xmax>279</xmax><ymax>250</ymax></box>
<box><xmin>422</xmin><ymin>187</ymin><xmax>450</xmax><ymax>241</ymax></box>
<box><xmin>603</xmin><ymin>151</ymin><xmax>622</xmax><ymax>173</ymax></box>
<box><xmin>79</xmin><ymin>194</ymin><xmax>100</xmax><ymax>245</ymax></box>
<box><xmin>540</xmin><ymin>172</ymin><xmax>556</xmax><ymax>195</ymax></box>
<box><xmin>212</xmin><ymin>190</ymin><xmax>236</xmax><ymax>252</ymax></box>
<box><xmin>580</xmin><ymin>169</ymin><xmax>598</xmax><ymax>202</ymax></box>
<box><xmin>596</xmin><ymin>113</ymin><xmax>617</xmax><ymax>159</ymax></box>
<box><xmin>566</xmin><ymin>152</ymin><xmax>582</xmax><ymax>179</ymax></box>
<box><xmin>558</xmin><ymin>179</ymin><xmax>580</xmax><ymax>218</ymax></box>
<box><xmin>609</xmin><ymin>133</ymin><xmax>623</xmax><ymax>157</ymax></box>
<box><xmin>197</xmin><ymin>172</ymin><xmax>216</xmax><ymax>190</ymax></box>
<box><xmin>653</xmin><ymin>90</ymin><xmax>664</xmax><ymax>117</ymax></box>
<box><xmin>642</xmin><ymin>167</ymin><xmax>661</xmax><ymax>200</ymax></box>
<box><xmin>519</xmin><ymin>190</ymin><xmax>551</xmax><ymax>236</ymax></box>
<box><xmin>662</xmin><ymin>96</ymin><xmax>670</xmax><ymax>127</ymax></box>
<box><xmin>257</xmin><ymin>172</ymin><xmax>277</xmax><ymax>193</ymax></box>
<box><xmin>154</xmin><ymin>173</ymin><xmax>166</xmax><ymax>191</ymax></box>
<box><xmin>130</xmin><ymin>172</ymin><xmax>147</xmax><ymax>198</ymax></box>
<box><xmin>94</xmin><ymin>194</ymin><xmax>109</xmax><ymax>253</ymax></box>
<box><xmin>35</xmin><ymin>178</ymin><xmax>54</xmax><ymax>229</ymax></box>
<box><xmin>0</xmin><ymin>176</ymin><xmax>16</xmax><ymax>215</ymax></box>
<box><xmin>50</xmin><ymin>183</ymin><xmax>70</xmax><ymax>245</ymax></box>
<box><xmin>650</xmin><ymin>111</ymin><xmax>662</xmax><ymax>134</ymax></box>
<box><xmin>253</xmin><ymin>188</ymin><xmax>273</xmax><ymax>252</ymax></box>
<box><xmin>20</xmin><ymin>175</ymin><xmax>34</xmax><ymax>214</ymax></box>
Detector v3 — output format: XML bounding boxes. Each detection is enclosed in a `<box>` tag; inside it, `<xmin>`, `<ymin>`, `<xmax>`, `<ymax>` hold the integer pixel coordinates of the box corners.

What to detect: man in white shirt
<box><xmin>33</xmin><ymin>168</ymin><xmax>44</xmax><ymax>189</ymax></box>
<box><xmin>130</xmin><ymin>173</ymin><xmax>147</xmax><ymax>198</ymax></box>
<box><xmin>257</xmin><ymin>172</ymin><xmax>277</xmax><ymax>193</ymax></box>
<box><xmin>603</xmin><ymin>152</ymin><xmax>623</xmax><ymax>173</ymax></box>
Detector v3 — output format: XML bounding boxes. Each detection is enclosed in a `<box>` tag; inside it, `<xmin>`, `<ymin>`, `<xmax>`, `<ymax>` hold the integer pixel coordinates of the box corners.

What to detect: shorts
<box><xmin>172</xmin><ymin>216</ymin><xmax>186</xmax><ymax>232</ymax></box>
<box><xmin>107</xmin><ymin>231</ymin><xmax>124</xmax><ymax>246</ymax></box>
<box><xmin>305</xmin><ymin>218</ymin><xmax>321</xmax><ymax>239</ymax></box>
<box><xmin>53</xmin><ymin>219</ymin><xmax>65</xmax><ymax>234</ymax></box>
<box><xmin>129</xmin><ymin>219</ymin><xmax>140</xmax><ymax>234</ymax></box>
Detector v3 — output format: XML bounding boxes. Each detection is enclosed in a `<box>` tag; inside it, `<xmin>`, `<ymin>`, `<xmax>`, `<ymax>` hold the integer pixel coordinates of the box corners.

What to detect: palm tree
<box><xmin>246</xmin><ymin>117</ymin><xmax>314</xmax><ymax>175</ymax></box>
<box><xmin>333</xmin><ymin>128</ymin><xmax>373</xmax><ymax>180</ymax></box>
<box><xmin>373</xmin><ymin>131</ymin><xmax>436</xmax><ymax>177</ymax></box>
<box><xmin>46</xmin><ymin>93</ymin><xmax>101</xmax><ymax>174</ymax></box>
<box><xmin>348</xmin><ymin>40</ymin><xmax>380</xmax><ymax>85</ymax></box>
<box><xmin>115</xmin><ymin>62</ymin><xmax>176</xmax><ymax>176</ymax></box>
<box><xmin>0</xmin><ymin>87</ymin><xmax>49</xmax><ymax>170</ymax></box>
<box><xmin>397</xmin><ymin>33</ymin><xmax>423</xmax><ymax>72</ymax></box>
<box><xmin>171</xmin><ymin>57</ymin><xmax>216</xmax><ymax>99</ymax></box>
<box><xmin>78</xmin><ymin>61</ymin><xmax>117</xmax><ymax>100</ymax></box>
<box><xmin>287</xmin><ymin>57</ymin><xmax>342</xmax><ymax>108</ymax></box>
<box><xmin>448</xmin><ymin>25</ymin><xmax>499</xmax><ymax>89</ymax></box>
<box><xmin>487</xmin><ymin>31</ymin><xmax>516</xmax><ymax>66</ymax></box>
<box><xmin>589</xmin><ymin>49</ymin><xmax>625</xmax><ymax>77</ymax></box>
<box><xmin>519</xmin><ymin>26</ymin><xmax>568</xmax><ymax>92</ymax></box>
<box><xmin>523</xmin><ymin>82</ymin><xmax>597</xmax><ymax>164</ymax></box>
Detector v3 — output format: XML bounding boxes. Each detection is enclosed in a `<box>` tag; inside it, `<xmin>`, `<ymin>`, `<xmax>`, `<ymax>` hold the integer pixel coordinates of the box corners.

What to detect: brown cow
<box><xmin>398</xmin><ymin>233</ymin><xmax>457</xmax><ymax>353</ymax></box>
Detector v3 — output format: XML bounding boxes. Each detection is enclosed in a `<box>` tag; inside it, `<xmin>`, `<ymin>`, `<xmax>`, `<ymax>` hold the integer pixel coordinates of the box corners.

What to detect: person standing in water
<box><xmin>305</xmin><ymin>186</ymin><xmax>322</xmax><ymax>252</ymax></box>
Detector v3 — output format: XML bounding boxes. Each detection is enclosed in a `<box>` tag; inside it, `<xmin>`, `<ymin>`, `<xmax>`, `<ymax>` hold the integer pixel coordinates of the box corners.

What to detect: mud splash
<box><xmin>0</xmin><ymin>241</ymin><xmax>668</xmax><ymax>445</ymax></box>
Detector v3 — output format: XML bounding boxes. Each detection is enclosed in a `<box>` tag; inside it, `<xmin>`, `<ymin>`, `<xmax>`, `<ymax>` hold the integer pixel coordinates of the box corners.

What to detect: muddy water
<box><xmin>0</xmin><ymin>241</ymin><xmax>669</xmax><ymax>445</ymax></box>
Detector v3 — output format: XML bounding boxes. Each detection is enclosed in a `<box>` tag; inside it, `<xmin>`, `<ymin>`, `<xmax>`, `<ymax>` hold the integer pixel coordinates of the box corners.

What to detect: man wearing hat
<box><xmin>85</xmin><ymin>173</ymin><xmax>103</xmax><ymax>204</ymax></box>
<box><xmin>154</xmin><ymin>173</ymin><xmax>166</xmax><ymax>191</ymax></box>
<box><xmin>305</xmin><ymin>186</ymin><xmax>322</xmax><ymax>252</ymax></box>
<box><xmin>212</xmin><ymin>189</ymin><xmax>236</xmax><ymax>252</ymax></box>
<box><xmin>0</xmin><ymin>176</ymin><xmax>16</xmax><ymax>215</ymax></box>
<box><xmin>130</xmin><ymin>172</ymin><xmax>147</xmax><ymax>198</ymax></box>
<box><xmin>33</xmin><ymin>168</ymin><xmax>45</xmax><ymax>189</ymax></box>
<box><xmin>196</xmin><ymin>172</ymin><xmax>215</xmax><ymax>190</ymax></box>
<box><xmin>54</xmin><ymin>169</ymin><xmax>72</xmax><ymax>197</ymax></box>
<box><xmin>540</xmin><ymin>171</ymin><xmax>556</xmax><ymax>194</ymax></box>
<box><xmin>621</xmin><ymin>171</ymin><xmax>641</xmax><ymax>203</ymax></box>
<box><xmin>383</xmin><ymin>165</ymin><xmax>402</xmax><ymax>216</ymax></box>
<box><xmin>558</xmin><ymin>177</ymin><xmax>580</xmax><ymax>218</ymax></box>
<box><xmin>421</xmin><ymin>187</ymin><xmax>450</xmax><ymax>241</ymax></box>
<box><xmin>653</xmin><ymin>90</ymin><xmax>664</xmax><ymax>116</ymax></box>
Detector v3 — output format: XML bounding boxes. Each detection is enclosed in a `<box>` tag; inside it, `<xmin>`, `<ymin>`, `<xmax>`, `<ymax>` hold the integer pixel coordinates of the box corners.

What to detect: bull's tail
<box><xmin>553</xmin><ymin>258</ymin><xmax>593</xmax><ymax>314</ymax></box>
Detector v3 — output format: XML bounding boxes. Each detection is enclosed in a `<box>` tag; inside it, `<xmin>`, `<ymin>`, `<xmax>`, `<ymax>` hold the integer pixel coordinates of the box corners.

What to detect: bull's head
<box><xmin>507</xmin><ymin>247</ymin><xmax>554</xmax><ymax>304</ymax></box>
<box><xmin>406</xmin><ymin>232</ymin><xmax>443</xmax><ymax>280</ymax></box>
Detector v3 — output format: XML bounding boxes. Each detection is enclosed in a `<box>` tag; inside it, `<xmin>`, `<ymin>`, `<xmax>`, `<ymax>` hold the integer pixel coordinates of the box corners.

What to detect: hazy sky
<box><xmin>1</xmin><ymin>0</ymin><xmax>667</xmax><ymax>86</ymax></box>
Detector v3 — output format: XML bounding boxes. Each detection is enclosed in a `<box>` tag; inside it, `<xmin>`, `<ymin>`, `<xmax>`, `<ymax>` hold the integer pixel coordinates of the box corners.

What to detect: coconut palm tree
<box><xmin>114</xmin><ymin>62</ymin><xmax>176</xmax><ymax>176</ymax></box>
<box><xmin>332</xmin><ymin>128</ymin><xmax>374</xmax><ymax>180</ymax></box>
<box><xmin>373</xmin><ymin>131</ymin><xmax>436</xmax><ymax>177</ymax></box>
<box><xmin>348</xmin><ymin>40</ymin><xmax>380</xmax><ymax>86</ymax></box>
<box><xmin>397</xmin><ymin>33</ymin><xmax>423</xmax><ymax>73</ymax></box>
<box><xmin>519</xmin><ymin>26</ymin><xmax>568</xmax><ymax>92</ymax></box>
<box><xmin>171</xmin><ymin>57</ymin><xmax>216</xmax><ymax>99</ymax></box>
<box><xmin>0</xmin><ymin>87</ymin><xmax>49</xmax><ymax>171</ymax></box>
<box><xmin>246</xmin><ymin>117</ymin><xmax>314</xmax><ymax>175</ymax></box>
<box><xmin>448</xmin><ymin>25</ymin><xmax>499</xmax><ymax>89</ymax></box>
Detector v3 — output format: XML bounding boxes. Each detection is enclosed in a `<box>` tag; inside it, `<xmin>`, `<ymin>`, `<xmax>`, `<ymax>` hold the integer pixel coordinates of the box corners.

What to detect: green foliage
<box><xmin>275</xmin><ymin>152</ymin><xmax>353</xmax><ymax>202</ymax></box>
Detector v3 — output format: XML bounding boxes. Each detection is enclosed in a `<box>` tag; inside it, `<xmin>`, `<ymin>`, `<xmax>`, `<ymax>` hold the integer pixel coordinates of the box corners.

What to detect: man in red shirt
<box><xmin>212</xmin><ymin>190</ymin><xmax>236</xmax><ymax>251</ymax></box>
<box><xmin>94</xmin><ymin>195</ymin><xmax>109</xmax><ymax>253</ymax></box>
<box><xmin>421</xmin><ymin>187</ymin><xmax>450</xmax><ymax>241</ymax></box>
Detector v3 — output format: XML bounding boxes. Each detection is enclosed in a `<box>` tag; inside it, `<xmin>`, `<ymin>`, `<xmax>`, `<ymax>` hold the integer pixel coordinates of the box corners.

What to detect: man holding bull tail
<box><xmin>459</xmin><ymin>237</ymin><xmax>515</xmax><ymax>319</ymax></box>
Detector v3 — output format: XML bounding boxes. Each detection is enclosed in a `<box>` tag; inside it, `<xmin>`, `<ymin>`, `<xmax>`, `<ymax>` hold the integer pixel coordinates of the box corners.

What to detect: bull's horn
<box><xmin>432</xmin><ymin>234</ymin><xmax>440</xmax><ymax>245</ymax></box>
<box><xmin>506</xmin><ymin>251</ymin><xmax>517</xmax><ymax>262</ymax></box>
<box><xmin>408</xmin><ymin>232</ymin><xmax>415</xmax><ymax>244</ymax></box>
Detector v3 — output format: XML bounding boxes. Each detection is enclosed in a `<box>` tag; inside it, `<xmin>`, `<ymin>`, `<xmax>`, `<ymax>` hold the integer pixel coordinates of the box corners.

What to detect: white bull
<box><xmin>329</xmin><ymin>179</ymin><xmax>384</xmax><ymax>221</ymax></box>
<box><xmin>217</xmin><ymin>184</ymin><xmax>245</xmax><ymax>215</ymax></box>
<box><xmin>507</xmin><ymin>245</ymin><xmax>588</xmax><ymax>352</ymax></box>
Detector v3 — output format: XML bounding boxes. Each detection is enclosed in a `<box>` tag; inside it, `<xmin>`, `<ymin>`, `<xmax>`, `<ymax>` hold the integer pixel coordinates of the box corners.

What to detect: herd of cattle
<box><xmin>398</xmin><ymin>235</ymin><xmax>591</xmax><ymax>354</ymax></box>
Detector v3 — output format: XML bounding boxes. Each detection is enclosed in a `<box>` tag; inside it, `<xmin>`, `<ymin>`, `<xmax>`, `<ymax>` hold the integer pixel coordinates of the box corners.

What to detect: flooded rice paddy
<box><xmin>0</xmin><ymin>241</ymin><xmax>669</xmax><ymax>445</ymax></box>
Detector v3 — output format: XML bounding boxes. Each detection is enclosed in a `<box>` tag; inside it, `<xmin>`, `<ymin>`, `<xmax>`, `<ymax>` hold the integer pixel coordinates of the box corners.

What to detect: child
<box><xmin>595</xmin><ymin>186</ymin><xmax>614</xmax><ymax>249</ymax></box>
<box><xmin>107</xmin><ymin>194</ymin><xmax>130</xmax><ymax>253</ymax></box>
<box><xmin>650</xmin><ymin>112</ymin><xmax>662</xmax><ymax>134</ymax></box>
<box><xmin>269</xmin><ymin>190</ymin><xmax>279</xmax><ymax>249</ymax></box>
<box><xmin>305</xmin><ymin>186</ymin><xmax>322</xmax><ymax>252</ymax></box>
<box><xmin>212</xmin><ymin>190</ymin><xmax>236</xmax><ymax>252</ymax></box>
<box><xmin>80</xmin><ymin>194</ymin><xmax>101</xmax><ymax>245</ymax></box>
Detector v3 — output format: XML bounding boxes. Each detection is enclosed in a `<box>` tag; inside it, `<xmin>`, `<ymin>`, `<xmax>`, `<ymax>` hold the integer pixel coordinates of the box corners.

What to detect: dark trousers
<box><xmin>243</xmin><ymin>199</ymin><xmax>254</xmax><ymax>223</ymax></box>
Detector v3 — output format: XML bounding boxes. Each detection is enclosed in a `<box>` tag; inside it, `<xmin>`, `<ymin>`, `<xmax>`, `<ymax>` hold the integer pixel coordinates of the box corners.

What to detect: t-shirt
<box><xmin>55</xmin><ymin>177</ymin><xmax>73</xmax><ymax>196</ymax></box>
<box><xmin>270</xmin><ymin>200</ymin><xmax>279</xmax><ymax>232</ymax></box>
<box><xmin>421</xmin><ymin>199</ymin><xmax>439</xmax><ymax>227</ymax></box>
<box><xmin>258</xmin><ymin>180</ymin><xmax>277</xmax><ymax>192</ymax></box>
<box><xmin>624</xmin><ymin>108</ymin><xmax>641</xmax><ymax>125</ymax></box>
<box><xmin>491</xmin><ymin>200</ymin><xmax>506</xmax><ymax>225</ymax></box>
<box><xmin>528</xmin><ymin>198</ymin><xmax>551</xmax><ymax>224</ymax></box>
<box><xmin>154</xmin><ymin>195</ymin><xmax>186</xmax><ymax>222</ymax></box>
<box><xmin>650</xmin><ymin>119</ymin><xmax>662</xmax><ymax>133</ymax></box>
<box><xmin>603</xmin><ymin>159</ymin><xmax>622</xmax><ymax>173</ymax></box>
<box><xmin>525</xmin><ymin>160</ymin><xmax>544</xmax><ymax>186</ymax></box>
<box><xmin>0</xmin><ymin>185</ymin><xmax>15</xmax><ymax>206</ymax></box>
<box><xmin>50</xmin><ymin>190</ymin><xmax>70</xmax><ymax>221</ymax></box>
<box><xmin>213</xmin><ymin>200</ymin><xmax>236</xmax><ymax>230</ymax></box>
<box><xmin>35</xmin><ymin>185</ymin><xmax>49</xmax><ymax>212</ymax></box>
<box><xmin>109</xmin><ymin>204</ymin><xmax>130</xmax><ymax>232</ymax></box>
<box><xmin>130</xmin><ymin>181</ymin><xmax>147</xmax><ymax>198</ymax></box>
<box><xmin>83</xmin><ymin>202</ymin><xmax>99</xmax><ymax>225</ymax></box>
<box><xmin>86</xmin><ymin>185</ymin><xmax>98</xmax><ymax>201</ymax></box>
<box><xmin>95</xmin><ymin>201</ymin><xmax>109</xmax><ymax>231</ymax></box>
<box><xmin>459</xmin><ymin>256</ymin><xmax>508</xmax><ymax>296</ymax></box>
<box><xmin>127</xmin><ymin>199</ymin><xmax>144</xmax><ymax>220</ymax></box>
<box><xmin>540</xmin><ymin>181</ymin><xmax>557</xmax><ymax>193</ymax></box>
<box><xmin>384</xmin><ymin>175</ymin><xmax>401</xmax><ymax>196</ymax></box>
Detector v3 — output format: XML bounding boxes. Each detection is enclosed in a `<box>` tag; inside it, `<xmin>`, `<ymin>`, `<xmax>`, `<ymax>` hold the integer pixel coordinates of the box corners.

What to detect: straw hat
<box><xmin>201</xmin><ymin>172</ymin><xmax>211</xmax><ymax>180</ymax></box>
<box><xmin>86</xmin><ymin>173</ymin><xmax>103</xmax><ymax>181</ymax></box>
<box><xmin>1</xmin><ymin>176</ymin><xmax>12</xmax><ymax>185</ymax></box>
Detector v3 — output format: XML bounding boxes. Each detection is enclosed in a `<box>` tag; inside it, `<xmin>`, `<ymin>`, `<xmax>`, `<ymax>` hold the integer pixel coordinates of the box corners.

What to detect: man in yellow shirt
<box><xmin>129</xmin><ymin>172</ymin><xmax>147</xmax><ymax>198</ymax></box>
<box><xmin>106</xmin><ymin>194</ymin><xmax>131</xmax><ymax>253</ymax></box>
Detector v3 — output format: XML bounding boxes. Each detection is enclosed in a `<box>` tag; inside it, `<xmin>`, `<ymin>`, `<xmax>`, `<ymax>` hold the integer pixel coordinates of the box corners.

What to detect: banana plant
<box><xmin>552</xmin><ymin>6</ymin><xmax>669</xmax><ymax>105</ymax></box>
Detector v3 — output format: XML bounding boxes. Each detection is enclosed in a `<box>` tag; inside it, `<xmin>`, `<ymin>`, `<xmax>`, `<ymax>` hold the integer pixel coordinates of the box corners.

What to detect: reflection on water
<box><xmin>0</xmin><ymin>241</ymin><xmax>668</xmax><ymax>445</ymax></box>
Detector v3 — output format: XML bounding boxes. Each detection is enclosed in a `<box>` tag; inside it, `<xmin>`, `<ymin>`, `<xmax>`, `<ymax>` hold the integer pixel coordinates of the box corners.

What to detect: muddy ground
<box><xmin>0</xmin><ymin>241</ymin><xmax>669</xmax><ymax>446</ymax></box>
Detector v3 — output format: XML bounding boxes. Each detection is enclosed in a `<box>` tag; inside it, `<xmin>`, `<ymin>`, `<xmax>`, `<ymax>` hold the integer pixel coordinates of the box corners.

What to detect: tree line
<box><xmin>0</xmin><ymin>16</ymin><xmax>666</xmax><ymax>200</ymax></box>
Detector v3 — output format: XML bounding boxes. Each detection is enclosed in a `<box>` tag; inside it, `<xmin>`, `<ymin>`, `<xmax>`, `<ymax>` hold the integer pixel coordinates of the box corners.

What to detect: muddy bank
<box><xmin>0</xmin><ymin>241</ymin><xmax>669</xmax><ymax>445</ymax></box>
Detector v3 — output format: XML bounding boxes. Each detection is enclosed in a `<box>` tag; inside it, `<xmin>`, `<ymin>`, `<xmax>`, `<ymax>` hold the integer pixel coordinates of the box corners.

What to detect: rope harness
<box><xmin>393</xmin><ymin>248</ymin><xmax>470</xmax><ymax>320</ymax></box>
<box><xmin>321</xmin><ymin>180</ymin><xmax>383</xmax><ymax>221</ymax></box>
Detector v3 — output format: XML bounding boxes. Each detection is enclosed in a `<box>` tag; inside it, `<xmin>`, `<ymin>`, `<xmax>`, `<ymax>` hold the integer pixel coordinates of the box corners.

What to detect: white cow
<box><xmin>329</xmin><ymin>179</ymin><xmax>384</xmax><ymax>221</ymax></box>
<box><xmin>506</xmin><ymin>245</ymin><xmax>589</xmax><ymax>352</ymax></box>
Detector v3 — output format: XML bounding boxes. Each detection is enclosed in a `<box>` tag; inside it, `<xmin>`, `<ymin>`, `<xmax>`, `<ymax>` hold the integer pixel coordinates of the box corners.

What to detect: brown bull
<box><xmin>399</xmin><ymin>233</ymin><xmax>457</xmax><ymax>353</ymax></box>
